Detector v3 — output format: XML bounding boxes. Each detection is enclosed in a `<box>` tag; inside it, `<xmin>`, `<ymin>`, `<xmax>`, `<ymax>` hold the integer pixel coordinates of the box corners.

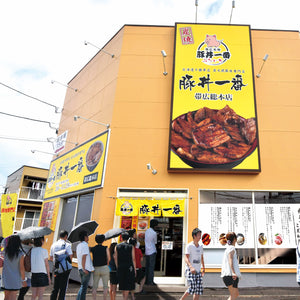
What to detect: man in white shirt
<box><xmin>76</xmin><ymin>231</ymin><xmax>94</xmax><ymax>300</ymax></box>
<box><xmin>50</xmin><ymin>230</ymin><xmax>73</xmax><ymax>300</ymax></box>
<box><xmin>180</xmin><ymin>228</ymin><xmax>205</xmax><ymax>300</ymax></box>
<box><xmin>145</xmin><ymin>219</ymin><xmax>158</xmax><ymax>285</ymax></box>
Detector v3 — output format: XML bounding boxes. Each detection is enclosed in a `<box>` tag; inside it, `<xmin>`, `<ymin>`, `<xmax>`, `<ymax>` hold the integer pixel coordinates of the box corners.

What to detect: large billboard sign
<box><xmin>44</xmin><ymin>130</ymin><xmax>110</xmax><ymax>199</ymax></box>
<box><xmin>168</xmin><ymin>23</ymin><xmax>260</xmax><ymax>173</ymax></box>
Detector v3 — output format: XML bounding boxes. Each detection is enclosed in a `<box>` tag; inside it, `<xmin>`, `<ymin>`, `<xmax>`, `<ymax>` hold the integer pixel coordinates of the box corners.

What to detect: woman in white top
<box><xmin>221</xmin><ymin>232</ymin><xmax>241</xmax><ymax>300</ymax></box>
<box><xmin>31</xmin><ymin>236</ymin><xmax>51</xmax><ymax>300</ymax></box>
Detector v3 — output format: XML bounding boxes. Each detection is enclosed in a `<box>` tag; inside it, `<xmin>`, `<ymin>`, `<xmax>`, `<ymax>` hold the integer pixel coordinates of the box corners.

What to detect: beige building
<box><xmin>1</xmin><ymin>165</ymin><xmax>48</xmax><ymax>235</ymax></box>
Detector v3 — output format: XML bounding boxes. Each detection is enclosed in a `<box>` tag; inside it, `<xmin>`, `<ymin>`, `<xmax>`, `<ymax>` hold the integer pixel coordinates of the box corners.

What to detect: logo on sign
<box><xmin>120</xmin><ymin>201</ymin><xmax>134</xmax><ymax>215</ymax></box>
<box><xmin>197</xmin><ymin>34</ymin><xmax>231</xmax><ymax>66</ymax></box>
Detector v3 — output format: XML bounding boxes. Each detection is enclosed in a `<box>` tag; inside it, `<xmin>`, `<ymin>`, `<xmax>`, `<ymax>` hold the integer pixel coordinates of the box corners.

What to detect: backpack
<box><xmin>54</xmin><ymin>244</ymin><xmax>72</xmax><ymax>274</ymax></box>
<box><xmin>24</xmin><ymin>248</ymin><xmax>32</xmax><ymax>272</ymax></box>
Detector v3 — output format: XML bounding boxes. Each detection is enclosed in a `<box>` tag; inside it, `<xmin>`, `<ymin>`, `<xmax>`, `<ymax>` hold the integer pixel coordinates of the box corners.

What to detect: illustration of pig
<box><xmin>205</xmin><ymin>34</ymin><xmax>222</xmax><ymax>47</ymax></box>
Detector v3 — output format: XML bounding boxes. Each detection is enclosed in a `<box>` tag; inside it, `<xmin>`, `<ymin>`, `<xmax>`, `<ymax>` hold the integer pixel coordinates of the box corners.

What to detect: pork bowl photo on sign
<box><xmin>170</xmin><ymin>105</ymin><xmax>257</xmax><ymax>169</ymax></box>
<box><xmin>86</xmin><ymin>141</ymin><xmax>104</xmax><ymax>172</ymax></box>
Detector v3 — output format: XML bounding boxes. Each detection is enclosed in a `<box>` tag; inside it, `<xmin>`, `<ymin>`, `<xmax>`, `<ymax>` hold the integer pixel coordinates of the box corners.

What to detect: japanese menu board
<box><xmin>199</xmin><ymin>204</ymin><xmax>254</xmax><ymax>248</ymax></box>
<box><xmin>44</xmin><ymin>130</ymin><xmax>110</xmax><ymax>199</ymax></box>
<box><xmin>255</xmin><ymin>204</ymin><xmax>298</xmax><ymax>248</ymax></box>
<box><xmin>168</xmin><ymin>23</ymin><xmax>260</xmax><ymax>173</ymax></box>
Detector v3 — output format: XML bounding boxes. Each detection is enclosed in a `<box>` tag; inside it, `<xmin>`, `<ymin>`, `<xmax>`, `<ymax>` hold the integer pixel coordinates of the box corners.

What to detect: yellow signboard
<box><xmin>44</xmin><ymin>130</ymin><xmax>110</xmax><ymax>199</ymax></box>
<box><xmin>1</xmin><ymin>193</ymin><xmax>18</xmax><ymax>237</ymax></box>
<box><xmin>115</xmin><ymin>198</ymin><xmax>185</xmax><ymax>217</ymax></box>
<box><xmin>39</xmin><ymin>198</ymin><xmax>60</xmax><ymax>231</ymax></box>
<box><xmin>168</xmin><ymin>24</ymin><xmax>260</xmax><ymax>173</ymax></box>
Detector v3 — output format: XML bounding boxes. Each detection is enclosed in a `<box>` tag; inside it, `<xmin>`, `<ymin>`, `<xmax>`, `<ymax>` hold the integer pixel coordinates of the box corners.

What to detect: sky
<box><xmin>0</xmin><ymin>0</ymin><xmax>299</xmax><ymax>192</ymax></box>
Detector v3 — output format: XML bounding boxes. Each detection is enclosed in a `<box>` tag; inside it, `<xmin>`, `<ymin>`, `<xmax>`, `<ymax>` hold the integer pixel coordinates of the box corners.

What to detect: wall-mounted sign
<box><xmin>162</xmin><ymin>241</ymin><xmax>173</xmax><ymax>250</ymax></box>
<box><xmin>256</xmin><ymin>204</ymin><xmax>298</xmax><ymax>248</ymax></box>
<box><xmin>44</xmin><ymin>130</ymin><xmax>110</xmax><ymax>199</ymax></box>
<box><xmin>168</xmin><ymin>23</ymin><xmax>260</xmax><ymax>173</ymax></box>
<box><xmin>52</xmin><ymin>130</ymin><xmax>68</xmax><ymax>154</ymax></box>
<box><xmin>39</xmin><ymin>198</ymin><xmax>60</xmax><ymax>231</ymax></box>
<box><xmin>199</xmin><ymin>204</ymin><xmax>254</xmax><ymax>248</ymax></box>
<box><xmin>1</xmin><ymin>193</ymin><xmax>18</xmax><ymax>237</ymax></box>
<box><xmin>115</xmin><ymin>199</ymin><xmax>185</xmax><ymax>217</ymax></box>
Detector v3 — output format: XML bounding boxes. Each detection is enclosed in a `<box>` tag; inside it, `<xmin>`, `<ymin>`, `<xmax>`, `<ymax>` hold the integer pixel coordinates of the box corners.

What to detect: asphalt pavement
<box><xmin>17</xmin><ymin>281</ymin><xmax>300</xmax><ymax>299</ymax></box>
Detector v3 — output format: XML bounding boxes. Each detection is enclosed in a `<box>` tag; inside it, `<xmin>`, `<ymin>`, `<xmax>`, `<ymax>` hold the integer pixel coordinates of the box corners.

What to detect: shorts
<box><xmin>31</xmin><ymin>273</ymin><xmax>49</xmax><ymax>287</ymax></box>
<box><xmin>93</xmin><ymin>265</ymin><xmax>109</xmax><ymax>289</ymax></box>
<box><xmin>185</xmin><ymin>269</ymin><xmax>203</xmax><ymax>295</ymax></box>
<box><xmin>223</xmin><ymin>276</ymin><xmax>239</xmax><ymax>288</ymax></box>
<box><xmin>136</xmin><ymin>268</ymin><xmax>145</xmax><ymax>284</ymax></box>
<box><xmin>110</xmin><ymin>271</ymin><xmax>118</xmax><ymax>285</ymax></box>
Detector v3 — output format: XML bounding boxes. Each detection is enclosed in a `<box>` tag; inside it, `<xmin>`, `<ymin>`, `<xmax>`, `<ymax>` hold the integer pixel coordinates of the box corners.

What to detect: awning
<box><xmin>115</xmin><ymin>198</ymin><xmax>185</xmax><ymax>217</ymax></box>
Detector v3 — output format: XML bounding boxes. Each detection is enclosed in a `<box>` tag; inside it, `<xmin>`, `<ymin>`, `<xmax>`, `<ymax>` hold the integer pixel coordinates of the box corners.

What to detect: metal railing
<box><xmin>14</xmin><ymin>217</ymin><xmax>40</xmax><ymax>232</ymax></box>
<box><xmin>19</xmin><ymin>186</ymin><xmax>45</xmax><ymax>201</ymax></box>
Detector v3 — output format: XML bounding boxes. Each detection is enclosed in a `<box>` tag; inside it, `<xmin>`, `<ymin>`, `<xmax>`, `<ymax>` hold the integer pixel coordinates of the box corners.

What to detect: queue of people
<box><xmin>5</xmin><ymin>224</ymin><xmax>300</xmax><ymax>300</ymax></box>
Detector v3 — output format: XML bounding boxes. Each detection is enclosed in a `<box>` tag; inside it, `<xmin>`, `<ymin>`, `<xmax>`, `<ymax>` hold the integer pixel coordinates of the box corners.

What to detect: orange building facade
<box><xmin>42</xmin><ymin>25</ymin><xmax>300</xmax><ymax>287</ymax></box>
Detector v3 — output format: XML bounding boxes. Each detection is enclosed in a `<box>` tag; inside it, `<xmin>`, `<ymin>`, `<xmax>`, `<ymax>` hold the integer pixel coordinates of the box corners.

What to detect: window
<box><xmin>199</xmin><ymin>191</ymin><xmax>300</xmax><ymax>267</ymax></box>
<box><xmin>58</xmin><ymin>192</ymin><xmax>94</xmax><ymax>234</ymax></box>
<box><xmin>22</xmin><ymin>211</ymin><xmax>40</xmax><ymax>229</ymax></box>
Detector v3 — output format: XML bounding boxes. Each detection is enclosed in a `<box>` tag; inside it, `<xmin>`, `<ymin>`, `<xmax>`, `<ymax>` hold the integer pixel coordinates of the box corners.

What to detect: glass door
<box><xmin>154</xmin><ymin>217</ymin><xmax>183</xmax><ymax>277</ymax></box>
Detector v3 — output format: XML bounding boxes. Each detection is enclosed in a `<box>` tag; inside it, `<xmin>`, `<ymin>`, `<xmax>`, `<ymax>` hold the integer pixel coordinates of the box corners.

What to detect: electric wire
<box><xmin>0</xmin><ymin>81</ymin><xmax>60</xmax><ymax>110</ymax></box>
<box><xmin>0</xmin><ymin>135</ymin><xmax>49</xmax><ymax>142</ymax></box>
<box><xmin>0</xmin><ymin>111</ymin><xmax>57</xmax><ymax>128</ymax></box>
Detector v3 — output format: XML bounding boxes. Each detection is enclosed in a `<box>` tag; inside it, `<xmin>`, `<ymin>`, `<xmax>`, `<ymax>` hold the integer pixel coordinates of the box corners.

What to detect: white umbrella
<box><xmin>17</xmin><ymin>226</ymin><xmax>52</xmax><ymax>240</ymax></box>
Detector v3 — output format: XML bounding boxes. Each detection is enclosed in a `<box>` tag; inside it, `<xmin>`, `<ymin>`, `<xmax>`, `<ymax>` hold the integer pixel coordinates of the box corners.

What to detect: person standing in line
<box><xmin>90</xmin><ymin>234</ymin><xmax>110</xmax><ymax>300</ymax></box>
<box><xmin>2</xmin><ymin>235</ymin><xmax>27</xmax><ymax>300</ymax></box>
<box><xmin>144</xmin><ymin>219</ymin><xmax>158</xmax><ymax>285</ymax></box>
<box><xmin>221</xmin><ymin>232</ymin><xmax>241</xmax><ymax>300</ymax></box>
<box><xmin>108</xmin><ymin>242</ymin><xmax>118</xmax><ymax>300</ymax></box>
<box><xmin>49</xmin><ymin>230</ymin><xmax>73</xmax><ymax>300</ymax></box>
<box><xmin>180</xmin><ymin>228</ymin><xmax>205</xmax><ymax>300</ymax></box>
<box><xmin>30</xmin><ymin>236</ymin><xmax>51</xmax><ymax>300</ymax></box>
<box><xmin>128</xmin><ymin>238</ymin><xmax>146</xmax><ymax>296</ymax></box>
<box><xmin>18</xmin><ymin>239</ymin><xmax>33</xmax><ymax>300</ymax></box>
<box><xmin>114</xmin><ymin>232</ymin><xmax>136</xmax><ymax>300</ymax></box>
<box><xmin>76</xmin><ymin>231</ymin><xmax>94</xmax><ymax>300</ymax></box>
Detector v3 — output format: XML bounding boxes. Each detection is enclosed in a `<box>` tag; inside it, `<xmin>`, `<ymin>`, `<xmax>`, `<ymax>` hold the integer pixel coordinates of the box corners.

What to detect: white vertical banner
<box><xmin>199</xmin><ymin>204</ymin><xmax>254</xmax><ymax>248</ymax></box>
<box><xmin>52</xmin><ymin>130</ymin><xmax>68</xmax><ymax>154</ymax></box>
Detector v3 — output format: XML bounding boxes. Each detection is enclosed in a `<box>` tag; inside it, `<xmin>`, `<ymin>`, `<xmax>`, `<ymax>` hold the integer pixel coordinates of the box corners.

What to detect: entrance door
<box><xmin>154</xmin><ymin>217</ymin><xmax>183</xmax><ymax>277</ymax></box>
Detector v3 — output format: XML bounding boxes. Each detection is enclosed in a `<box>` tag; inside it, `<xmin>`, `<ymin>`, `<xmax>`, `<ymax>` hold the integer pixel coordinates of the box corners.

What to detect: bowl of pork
<box><xmin>170</xmin><ymin>105</ymin><xmax>257</xmax><ymax>169</ymax></box>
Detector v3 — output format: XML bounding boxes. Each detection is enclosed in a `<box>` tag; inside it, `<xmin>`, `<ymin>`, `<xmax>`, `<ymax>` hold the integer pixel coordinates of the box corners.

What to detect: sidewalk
<box><xmin>21</xmin><ymin>281</ymin><xmax>300</xmax><ymax>299</ymax></box>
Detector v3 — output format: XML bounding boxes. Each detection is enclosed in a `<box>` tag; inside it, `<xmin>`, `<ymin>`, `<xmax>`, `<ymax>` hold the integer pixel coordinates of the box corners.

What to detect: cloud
<box><xmin>207</xmin><ymin>0</ymin><xmax>225</xmax><ymax>17</ymax></box>
<box><xmin>14</xmin><ymin>68</ymin><xmax>48</xmax><ymax>80</ymax></box>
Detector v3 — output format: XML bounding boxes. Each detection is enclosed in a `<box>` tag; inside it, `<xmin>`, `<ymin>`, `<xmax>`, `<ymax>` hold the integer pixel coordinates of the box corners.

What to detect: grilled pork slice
<box><xmin>216</xmin><ymin>105</ymin><xmax>240</xmax><ymax>126</ymax></box>
<box><xmin>176</xmin><ymin>147</ymin><xmax>194</xmax><ymax>160</ymax></box>
<box><xmin>195</xmin><ymin>150</ymin><xmax>231</xmax><ymax>164</ymax></box>
<box><xmin>192</xmin><ymin>123</ymin><xmax>231</xmax><ymax>149</ymax></box>
<box><xmin>225</xmin><ymin>124</ymin><xmax>245</xmax><ymax>142</ymax></box>
<box><xmin>241</xmin><ymin>118</ymin><xmax>256</xmax><ymax>144</ymax></box>
<box><xmin>172</xmin><ymin>118</ymin><xmax>193</xmax><ymax>139</ymax></box>
<box><xmin>191</xmin><ymin>145</ymin><xmax>231</xmax><ymax>164</ymax></box>
<box><xmin>226</xmin><ymin>142</ymin><xmax>251</xmax><ymax>159</ymax></box>
<box><xmin>171</xmin><ymin>131</ymin><xmax>193</xmax><ymax>150</ymax></box>
<box><xmin>195</xmin><ymin>118</ymin><xmax>212</xmax><ymax>128</ymax></box>
<box><xmin>194</xmin><ymin>107</ymin><xmax>216</xmax><ymax>123</ymax></box>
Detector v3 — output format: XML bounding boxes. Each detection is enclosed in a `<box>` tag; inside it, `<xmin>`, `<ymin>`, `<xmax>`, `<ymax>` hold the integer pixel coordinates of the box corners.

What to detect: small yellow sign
<box><xmin>44</xmin><ymin>130</ymin><xmax>109</xmax><ymax>199</ymax></box>
<box><xmin>1</xmin><ymin>193</ymin><xmax>18</xmax><ymax>237</ymax></box>
<box><xmin>115</xmin><ymin>199</ymin><xmax>185</xmax><ymax>217</ymax></box>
